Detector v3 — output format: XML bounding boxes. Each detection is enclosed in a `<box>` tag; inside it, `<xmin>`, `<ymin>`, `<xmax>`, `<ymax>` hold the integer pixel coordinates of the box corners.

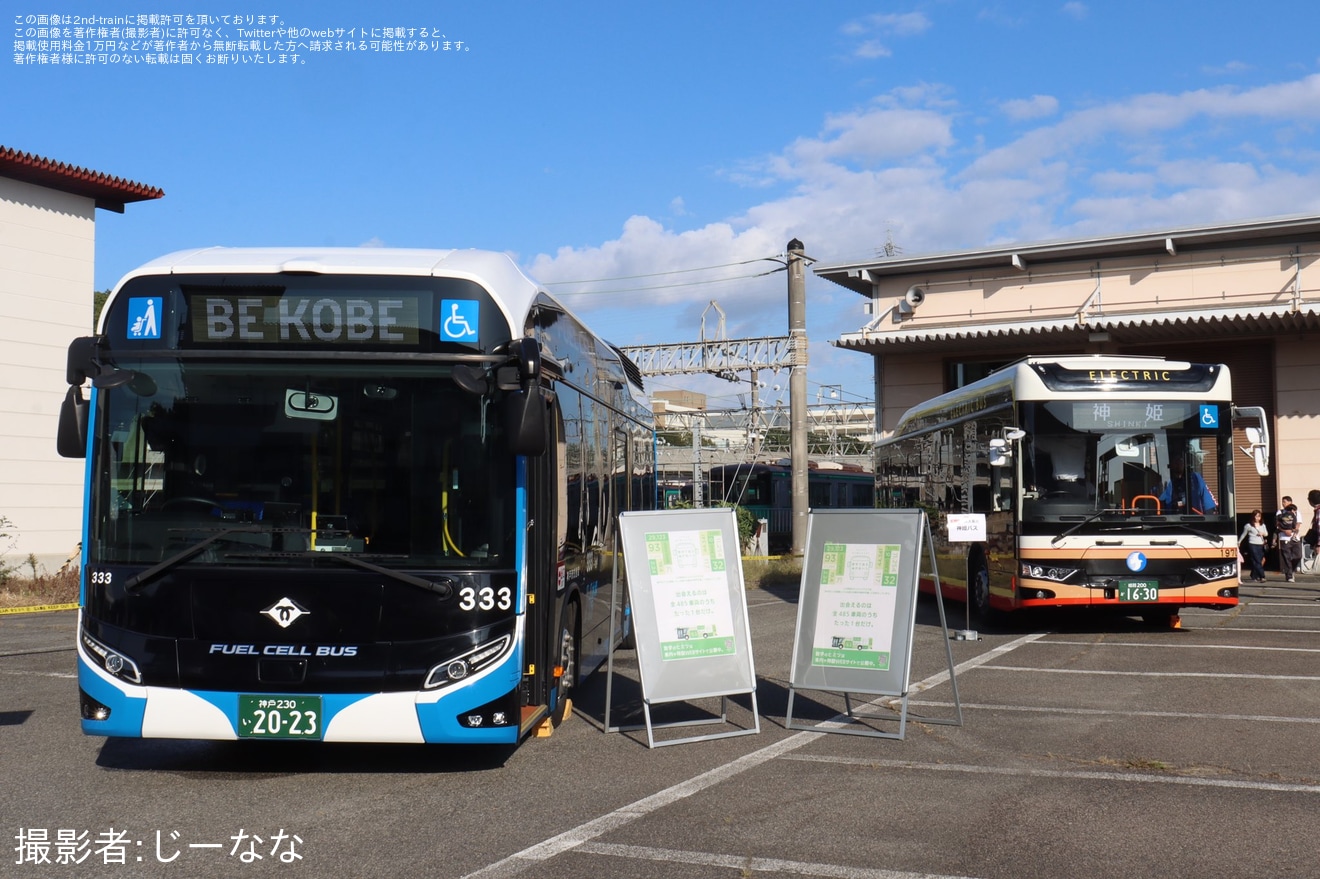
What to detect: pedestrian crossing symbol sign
<box><xmin>126</xmin><ymin>297</ymin><xmax>162</xmax><ymax>340</ymax></box>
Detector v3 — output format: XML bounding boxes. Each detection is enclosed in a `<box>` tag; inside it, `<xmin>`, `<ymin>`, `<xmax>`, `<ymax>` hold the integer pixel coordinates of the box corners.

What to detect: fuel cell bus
<box><xmin>876</xmin><ymin>355</ymin><xmax>1269</xmax><ymax>623</ymax></box>
<box><xmin>57</xmin><ymin>247</ymin><xmax>655</xmax><ymax>744</ymax></box>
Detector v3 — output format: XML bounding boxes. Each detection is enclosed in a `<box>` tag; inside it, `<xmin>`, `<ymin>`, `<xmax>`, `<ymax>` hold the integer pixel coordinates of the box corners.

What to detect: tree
<box><xmin>0</xmin><ymin>515</ymin><xmax>19</xmax><ymax>585</ymax></box>
<box><xmin>93</xmin><ymin>289</ymin><xmax>110</xmax><ymax>328</ymax></box>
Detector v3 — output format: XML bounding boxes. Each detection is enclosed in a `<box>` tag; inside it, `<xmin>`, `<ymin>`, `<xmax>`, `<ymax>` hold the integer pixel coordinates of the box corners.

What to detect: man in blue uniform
<box><xmin>1159</xmin><ymin>452</ymin><xmax>1217</xmax><ymax>514</ymax></box>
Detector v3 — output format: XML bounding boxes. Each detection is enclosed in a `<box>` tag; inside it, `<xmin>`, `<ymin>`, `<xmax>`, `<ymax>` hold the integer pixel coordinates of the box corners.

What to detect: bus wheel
<box><xmin>969</xmin><ymin>560</ymin><xmax>992</xmax><ymax>621</ymax></box>
<box><xmin>552</xmin><ymin>599</ymin><xmax>579</xmax><ymax>726</ymax></box>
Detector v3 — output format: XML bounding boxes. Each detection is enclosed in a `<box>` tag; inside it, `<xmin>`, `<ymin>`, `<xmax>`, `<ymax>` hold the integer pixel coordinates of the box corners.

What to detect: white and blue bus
<box><xmin>57</xmin><ymin>247</ymin><xmax>655</xmax><ymax>744</ymax></box>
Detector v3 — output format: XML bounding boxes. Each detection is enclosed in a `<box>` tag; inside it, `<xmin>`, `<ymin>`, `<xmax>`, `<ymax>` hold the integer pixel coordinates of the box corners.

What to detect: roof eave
<box><xmin>817</xmin><ymin>213</ymin><xmax>1320</xmax><ymax>297</ymax></box>
<box><xmin>0</xmin><ymin>146</ymin><xmax>164</xmax><ymax>210</ymax></box>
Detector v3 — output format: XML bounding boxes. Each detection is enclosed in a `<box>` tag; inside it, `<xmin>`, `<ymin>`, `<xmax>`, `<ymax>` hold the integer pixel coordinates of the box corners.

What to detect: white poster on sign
<box><xmin>644</xmin><ymin>529</ymin><xmax>738</xmax><ymax>661</ymax></box>
<box><xmin>811</xmin><ymin>542</ymin><xmax>901</xmax><ymax>671</ymax></box>
<box><xmin>947</xmin><ymin>513</ymin><xmax>986</xmax><ymax>542</ymax></box>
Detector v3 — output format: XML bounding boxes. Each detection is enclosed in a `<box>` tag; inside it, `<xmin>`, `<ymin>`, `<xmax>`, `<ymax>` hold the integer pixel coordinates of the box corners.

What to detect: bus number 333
<box><xmin>459</xmin><ymin>586</ymin><xmax>513</xmax><ymax>612</ymax></box>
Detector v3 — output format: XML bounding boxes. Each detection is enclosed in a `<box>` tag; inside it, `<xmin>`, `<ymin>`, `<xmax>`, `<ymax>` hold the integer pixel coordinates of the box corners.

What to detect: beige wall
<box><xmin>877</xmin><ymin>353</ymin><xmax>943</xmax><ymax>435</ymax></box>
<box><xmin>0</xmin><ymin>177</ymin><xmax>95</xmax><ymax>574</ymax></box>
<box><xmin>1275</xmin><ymin>337</ymin><xmax>1320</xmax><ymax>501</ymax></box>
<box><xmin>871</xmin><ymin>246</ymin><xmax>1317</xmax><ymax>328</ymax></box>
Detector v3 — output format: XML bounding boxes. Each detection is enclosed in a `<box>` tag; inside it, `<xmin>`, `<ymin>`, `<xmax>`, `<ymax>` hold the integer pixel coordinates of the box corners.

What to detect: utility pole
<box><xmin>787</xmin><ymin>239</ymin><xmax>808</xmax><ymax>555</ymax></box>
<box><xmin>748</xmin><ymin>368</ymin><xmax>761</xmax><ymax>459</ymax></box>
<box><xmin>692</xmin><ymin>420</ymin><xmax>704</xmax><ymax>506</ymax></box>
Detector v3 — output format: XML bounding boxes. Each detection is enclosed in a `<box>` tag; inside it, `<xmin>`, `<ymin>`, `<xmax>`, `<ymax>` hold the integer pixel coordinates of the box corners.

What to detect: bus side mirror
<box><xmin>503</xmin><ymin>388</ymin><xmax>546</xmax><ymax>456</ymax></box>
<box><xmin>499</xmin><ymin>336</ymin><xmax>547</xmax><ymax>456</ymax></box>
<box><xmin>57</xmin><ymin>385</ymin><xmax>88</xmax><ymax>459</ymax></box>
<box><xmin>1233</xmin><ymin>406</ymin><xmax>1270</xmax><ymax>477</ymax></box>
<box><xmin>1242</xmin><ymin>427</ymin><xmax>1269</xmax><ymax>477</ymax></box>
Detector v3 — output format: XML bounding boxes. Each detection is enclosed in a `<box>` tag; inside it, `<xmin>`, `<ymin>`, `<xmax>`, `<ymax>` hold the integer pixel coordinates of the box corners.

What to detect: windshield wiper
<box><xmin>1051</xmin><ymin>509</ymin><xmax>1121</xmax><ymax>544</ymax></box>
<box><xmin>317</xmin><ymin>552</ymin><xmax>455</xmax><ymax>599</ymax></box>
<box><xmin>1149</xmin><ymin>522</ymin><xmax>1225</xmax><ymax>544</ymax></box>
<box><xmin>124</xmin><ymin>526</ymin><xmax>263</xmax><ymax>592</ymax></box>
<box><xmin>225</xmin><ymin>551</ymin><xmax>454</xmax><ymax>599</ymax></box>
<box><xmin>1051</xmin><ymin>511</ymin><xmax>1225</xmax><ymax>546</ymax></box>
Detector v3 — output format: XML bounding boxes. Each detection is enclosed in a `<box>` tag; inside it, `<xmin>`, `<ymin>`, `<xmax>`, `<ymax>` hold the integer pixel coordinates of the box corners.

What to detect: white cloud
<box><xmin>786</xmin><ymin>106</ymin><xmax>955</xmax><ymax>168</ymax></box>
<box><xmin>527</xmin><ymin>72</ymin><xmax>1320</xmax><ymax>396</ymax></box>
<box><xmin>1061</xmin><ymin>2</ymin><xmax>1088</xmax><ymax>20</ymax></box>
<box><xmin>1001</xmin><ymin>94</ymin><xmax>1059</xmax><ymax>121</ymax></box>
<box><xmin>1202</xmin><ymin>60</ymin><xmax>1251</xmax><ymax>76</ymax></box>
<box><xmin>842</xmin><ymin>12</ymin><xmax>931</xmax><ymax>59</ymax></box>
<box><xmin>854</xmin><ymin>40</ymin><xmax>892</xmax><ymax>60</ymax></box>
<box><xmin>843</xmin><ymin>12</ymin><xmax>931</xmax><ymax>37</ymax></box>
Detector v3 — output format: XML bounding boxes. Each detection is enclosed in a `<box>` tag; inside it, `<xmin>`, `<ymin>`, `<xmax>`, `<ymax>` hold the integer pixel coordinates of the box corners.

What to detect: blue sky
<box><xmin>9</xmin><ymin>1</ymin><xmax>1320</xmax><ymax>410</ymax></box>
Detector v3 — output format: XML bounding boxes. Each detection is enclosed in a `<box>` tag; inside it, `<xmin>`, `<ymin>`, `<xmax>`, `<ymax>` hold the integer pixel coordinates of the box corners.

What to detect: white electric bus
<box><xmin>876</xmin><ymin>355</ymin><xmax>1269</xmax><ymax>623</ymax></box>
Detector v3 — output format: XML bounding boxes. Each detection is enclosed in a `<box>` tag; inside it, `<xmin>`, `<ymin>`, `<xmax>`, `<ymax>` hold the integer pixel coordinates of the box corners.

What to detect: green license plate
<box><xmin>1118</xmin><ymin>580</ymin><xmax>1159</xmax><ymax>602</ymax></box>
<box><xmin>238</xmin><ymin>695</ymin><xmax>323</xmax><ymax>739</ymax></box>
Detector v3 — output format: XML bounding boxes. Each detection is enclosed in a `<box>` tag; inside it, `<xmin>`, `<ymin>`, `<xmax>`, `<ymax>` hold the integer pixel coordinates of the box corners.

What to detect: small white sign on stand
<box><xmin>946</xmin><ymin>512</ymin><xmax>986</xmax><ymax>640</ymax></box>
<box><xmin>947</xmin><ymin>513</ymin><xmax>987</xmax><ymax>543</ymax></box>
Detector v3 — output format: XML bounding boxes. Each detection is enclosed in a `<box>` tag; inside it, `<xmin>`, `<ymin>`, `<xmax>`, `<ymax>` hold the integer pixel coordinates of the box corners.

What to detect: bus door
<box><xmin>522</xmin><ymin>401</ymin><xmax>562</xmax><ymax>728</ymax></box>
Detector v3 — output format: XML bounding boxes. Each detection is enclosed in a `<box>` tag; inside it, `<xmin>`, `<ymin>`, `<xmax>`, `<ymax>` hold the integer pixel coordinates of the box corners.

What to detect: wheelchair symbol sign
<box><xmin>440</xmin><ymin>299</ymin><xmax>479</xmax><ymax>342</ymax></box>
<box><xmin>1199</xmin><ymin>405</ymin><xmax>1219</xmax><ymax>428</ymax></box>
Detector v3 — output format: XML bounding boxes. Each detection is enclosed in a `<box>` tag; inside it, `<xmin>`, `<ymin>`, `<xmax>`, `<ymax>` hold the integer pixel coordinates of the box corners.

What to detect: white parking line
<box><xmin>978</xmin><ymin>665</ymin><xmax>1320</xmax><ymax>681</ymax></box>
<box><xmin>906</xmin><ymin>700</ymin><xmax>1320</xmax><ymax>725</ymax></box>
<box><xmin>1233</xmin><ymin>601</ymin><xmax>1320</xmax><ymax>607</ymax></box>
<box><xmin>1213</xmin><ymin>613</ymin><xmax>1320</xmax><ymax>620</ymax></box>
<box><xmin>1205</xmin><ymin>626</ymin><xmax>1320</xmax><ymax>634</ymax></box>
<box><xmin>576</xmin><ymin>842</ymin><xmax>983</xmax><ymax>879</ymax></box>
<box><xmin>460</xmin><ymin>633</ymin><xmax>1046</xmax><ymax>879</ymax></box>
<box><xmin>1031</xmin><ymin>639</ymin><xmax>1320</xmax><ymax>654</ymax></box>
<box><xmin>782</xmin><ymin>755</ymin><xmax>1320</xmax><ymax>794</ymax></box>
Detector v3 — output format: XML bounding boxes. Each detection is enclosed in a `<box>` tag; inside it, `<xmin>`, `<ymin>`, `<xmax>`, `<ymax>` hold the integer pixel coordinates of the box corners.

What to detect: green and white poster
<box><xmin>644</xmin><ymin>529</ymin><xmax>737</xmax><ymax>661</ymax></box>
<box><xmin>811</xmin><ymin>542</ymin><xmax>901</xmax><ymax>670</ymax></box>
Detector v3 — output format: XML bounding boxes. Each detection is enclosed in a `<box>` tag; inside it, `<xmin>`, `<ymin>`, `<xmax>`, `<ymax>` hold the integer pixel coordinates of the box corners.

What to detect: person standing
<box><xmin>1239</xmin><ymin>510</ymin><xmax>1269</xmax><ymax>583</ymax></box>
<box><xmin>1275</xmin><ymin>502</ymin><xmax>1302</xmax><ymax>583</ymax></box>
<box><xmin>1306</xmin><ymin>490</ymin><xmax>1320</xmax><ymax>550</ymax></box>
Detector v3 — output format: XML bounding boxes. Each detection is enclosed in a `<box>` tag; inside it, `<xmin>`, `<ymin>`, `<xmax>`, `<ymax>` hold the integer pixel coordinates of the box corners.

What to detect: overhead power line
<box><xmin>549</xmin><ymin>268</ymin><xmax>781</xmax><ymax>297</ymax></box>
<box><xmin>541</xmin><ymin>255</ymin><xmax>783</xmax><ymax>288</ymax></box>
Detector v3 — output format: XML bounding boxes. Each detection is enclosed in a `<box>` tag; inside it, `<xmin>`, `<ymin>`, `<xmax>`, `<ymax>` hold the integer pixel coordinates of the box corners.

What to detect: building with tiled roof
<box><xmin>1</xmin><ymin>147</ymin><xmax>163</xmax><ymax>575</ymax></box>
<box><xmin>817</xmin><ymin>214</ymin><xmax>1320</xmax><ymax>516</ymax></box>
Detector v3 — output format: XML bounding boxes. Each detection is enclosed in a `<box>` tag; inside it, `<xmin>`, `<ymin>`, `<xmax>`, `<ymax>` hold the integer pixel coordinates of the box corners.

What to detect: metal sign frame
<box><xmin>785</xmin><ymin>509</ymin><xmax>962</xmax><ymax>740</ymax></box>
<box><xmin>607</xmin><ymin>508</ymin><xmax>760</xmax><ymax>748</ymax></box>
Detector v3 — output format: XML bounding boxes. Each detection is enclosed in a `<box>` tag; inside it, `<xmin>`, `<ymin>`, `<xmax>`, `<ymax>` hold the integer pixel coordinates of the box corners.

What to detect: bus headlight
<box><xmin>424</xmin><ymin>635</ymin><xmax>512</xmax><ymax>690</ymax></box>
<box><xmin>1193</xmin><ymin>563</ymin><xmax>1237</xmax><ymax>581</ymax></box>
<box><xmin>1020</xmin><ymin>563</ymin><xmax>1080</xmax><ymax>583</ymax></box>
<box><xmin>80</xmin><ymin>630</ymin><xmax>142</xmax><ymax>685</ymax></box>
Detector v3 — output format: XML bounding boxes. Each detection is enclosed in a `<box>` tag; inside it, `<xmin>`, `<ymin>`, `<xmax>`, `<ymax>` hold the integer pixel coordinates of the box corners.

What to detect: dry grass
<box><xmin>0</xmin><ymin>567</ymin><xmax>80</xmax><ymax>609</ymax></box>
<box><xmin>742</xmin><ymin>555</ymin><xmax>803</xmax><ymax>591</ymax></box>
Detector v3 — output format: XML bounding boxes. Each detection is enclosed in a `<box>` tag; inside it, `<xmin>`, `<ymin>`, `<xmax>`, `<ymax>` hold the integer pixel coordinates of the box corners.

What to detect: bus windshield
<box><xmin>92</xmin><ymin>359</ymin><xmax>513</xmax><ymax>569</ymax></box>
<box><xmin>1021</xmin><ymin>399</ymin><xmax>1230</xmax><ymax>521</ymax></box>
